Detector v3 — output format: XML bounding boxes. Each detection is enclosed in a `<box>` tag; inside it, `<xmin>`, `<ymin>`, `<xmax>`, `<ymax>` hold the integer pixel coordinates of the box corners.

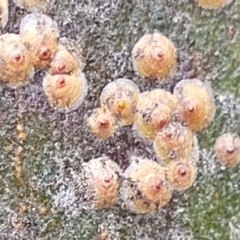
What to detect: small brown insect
<box><xmin>132</xmin><ymin>32</ymin><xmax>177</xmax><ymax>79</ymax></box>
<box><xmin>14</xmin><ymin>0</ymin><xmax>49</xmax><ymax>12</ymax></box>
<box><xmin>134</xmin><ymin>89</ymin><xmax>178</xmax><ymax>139</ymax></box>
<box><xmin>121</xmin><ymin>158</ymin><xmax>172</xmax><ymax>214</ymax></box>
<box><xmin>153</xmin><ymin>121</ymin><xmax>194</xmax><ymax>164</ymax></box>
<box><xmin>88</xmin><ymin>107</ymin><xmax>117</xmax><ymax>139</ymax></box>
<box><xmin>19</xmin><ymin>13</ymin><xmax>60</xmax><ymax>69</ymax></box>
<box><xmin>0</xmin><ymin>0</ymin><xmax>8</xmax><ymax>30</ymax></box>
<box><xmin>49</xmin><ymin>37</ymin><xmax>85</xmax><ymax>75</ymax></box>
<box><xmin>167</xmin><ymin>160</ymin><xmax>197</xmax><ymax>191</ymax></box>
<box><xmin>83</xmin><ymin>157</ymin><xmax>122</xmax><ymax>210</ymax></box>
<box><xmin>195</xmin><ymin>0</ymin><xmax>233</xmax><ymax>9</ymax></box>
<box><xmin>173</xmin><ymin>79</ymin><xmax>216</xmax><ymax>132</ymax></box>
<box><xmin>97</xmin><ymin>223</ymin><xmax>109</xmax><ymax>240</ymax></box>
<box><xmin>227</xmin><ymin>25</ymin><xmax>236</xmax><ymax>39</ymax></box>
<box><xmin>42</xmin><ymin>72</ymin><xmax>88</xmax><ymax>112</ymax></box>
<box><xmin>16</xmin><ymin>121</ymin><xmax>27</xmax><ymax>141</ymax></box>
<box><xmin>213</xmin><ymin>133</ymin><xmax>240</xmax><ymax>167</ymax></box>
<box><xmin>100</xmin><ymin>79</ymin><xmax>140</xmax><ymax>126</ymax></box>
<box><xmin>11</xmin><ymin>217</ymin><xmax>26</xmax><ymax>231</ymax></box>
<box><xmin>14</xmin><ymin>146</ymin><xmax>24</xmax><ymax>185</ymax></box>
<box><xmin>0</xmin><ymin>33</ymin><xmax>34</xmax><ymax>88</ymax></box>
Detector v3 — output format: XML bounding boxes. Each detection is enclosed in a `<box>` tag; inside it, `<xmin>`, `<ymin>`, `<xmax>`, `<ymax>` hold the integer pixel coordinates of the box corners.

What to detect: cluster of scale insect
<box><xmin>85</xmin><ymin>29</ymin><xmax>240</xmax><ymax>216</ymax></box>
<box><xmin>1</xmin><ymin>0</ymin><xmax>238</xmax><ymax>214</ymax></box>
<box><xmin>0</xmin><ymin>1</ymin><xmax>88</xmax><ymax>113</ymax></box>
<box><xmin>0</xmin><ymin>1</ymin><xmax>239</xmax><ymax>240</ymax></box>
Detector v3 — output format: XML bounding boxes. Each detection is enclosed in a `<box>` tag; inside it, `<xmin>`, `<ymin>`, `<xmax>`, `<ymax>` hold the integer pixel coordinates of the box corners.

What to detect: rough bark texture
<box><xmin>0</xmin><ymin>0</ymin><xmax>240</xmax><ymax>239</ymax></box>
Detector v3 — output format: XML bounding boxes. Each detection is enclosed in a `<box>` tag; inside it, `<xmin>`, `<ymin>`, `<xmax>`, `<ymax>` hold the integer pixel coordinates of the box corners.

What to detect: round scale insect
<box><xmin>0</xmin><ymin>33</ymin><xmax>34</xmax><ymax>88</ymax></box>
<box><xmin>195</xmin><ymin>0</ymin><xmax>233</xmax><ymax>9</ymax></box>
<box><xmin>167</xmin><ymin>159</ymin><xmax>197</xmax><ymax>191</ymax></box>
<box><xmin>213</xmin><ymin>133</ymin><xmax>240</xmax><ymax>167</ymax></box>
<box><xmin>14</xmin><ymin>0</ymin><xmax>49</xmax><ymax>12</ymax></box>
<box><xmin>132</xmin><ymin>32</ymin><xmax>177</xmax><ymax>79</ymax></box>
<box><xmin>42</xmin><ymin>72</ymin><xmax>88</xmax><ymax>112</ymax></box>
<box><xmin>19</xmin><ymin>12</ymin><xmax>60</xmax><ymax>69</ymax></box>
<box><xmin>153</xmin><ymin>121</ymin><xmax>194</xmax><ymax>164</ymax></box>
<box><xmin>134</xmin><ymin>89</ymin><xmax>178</xmax><ymax>139</ymax></box>
<box><xmin>49</xmin><ymin>37</ymin><xmax>85</xmax><ymax>75</ymax></box>
<box><xmin>88</xmin><ymin>107</ymin><xmax>117</xmax><ymax>139</ymax></box>
<box><xmin>83</xmin><ymin>157</ymin><xmax>122</xmax><ymax>210</ymax></box>
<box><xmin>173</xmin><ymin>79</ymin><xmax>216</xmax><ymax>132</ymax></box>
<box><xmin>100</xmin><ymin>78</ymin><xmax>140</xmax><ymax>126</ymax></box>
<box><xmin>121</xmin><ymin>158</ymin><xmax>172</xmax><ymax>214</ymax></box>
<box><xmin>0</xmin><ymin>0</ymin><xmax>9</xmax><ymax>30</ymax></box>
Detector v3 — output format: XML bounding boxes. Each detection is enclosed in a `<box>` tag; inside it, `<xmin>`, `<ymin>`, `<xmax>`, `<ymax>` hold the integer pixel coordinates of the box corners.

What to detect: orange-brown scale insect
<box><xmin>195</xmin><ymin>0</ymin><xmax>233</xmax><ymax>9</ymax></box>
<box><xmin>213</xmin><ymin>133</ymin><xmax>240</xmax><ymax>167</ymax></box>
<box><xmin>173</xmin><ymin>79</ymin><xmax>216</xmax><ymax>132</ymax></box>
<box><xmin>49</xmin><ymin>37</ymin><xmax>85</xmax><ymax>75</ymax></box>
<box><xmin>83</xmin><ymin>157</ymin><xmax>122</xmax><ymax>210</ymax></box>
<box><xmin>132</xmin><ymin>32</ymin><xmax>177</xmax><ymax>80</ymax></box>
<box><xmin>153</xmin><ymin>121</ymin><xmax>194</xmax><ymax>164</ymax></box>
<box><xmin>42</xmin><ymin>72</ymin><xmax>88</xmax><ymax>112</ymax></box>
<box><xmin>88</xmin><ymin>107</ymin><xmax>117</xmax><ymax>139</ymax></box>
<box><xmin>19</xmin><ymin>12</ymin><xmax>60</xmax><ymax>69</ymax></box>
<box><xmin>121</xmin><ymin>158</ymin><xmax>172</xmax><ymax>214</ymax></box>
<box><xmin>100</xmin><ymin>78</ymin><xmax>140</xmax><ymax>126</ymax></box>
<box><xmin>167</xmin><ymin>159</ymin><xmax>197</xmax><ymax>191</ymax></box>
<box><xmin>134</xmin><ymin>89</ymin><xmax>178</xmax><ymax>139</ymax></box>
<box><xmin>0</xmin><ymin>33</ymin><xmax>34</xmax><ymax>88</ymax></box>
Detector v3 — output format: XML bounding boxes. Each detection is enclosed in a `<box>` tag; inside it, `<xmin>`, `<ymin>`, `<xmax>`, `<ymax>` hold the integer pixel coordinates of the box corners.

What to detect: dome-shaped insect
<box><xmin>14</xmin><ymin>0</ymin><xmax>49</xmax><ymax>12</ymax></box>
<box><xmin>42</xmin><ymin>72</ymin><xmax>88</xmax><ymax>112</ymax></box>
<box><xmin>83</xmin><ymin>157</ymin><xmax>122</xmax><ymax>210</ymax></box>
<box><xmin>0</xmin><ymin>0</ymin><xmax>9</xmax><ymax>30</ymax></box>
<box><xmin>195</xmin><ymin>0</ymin><xmax>233</xmax><ymax>9</ymax></box>
<box><xmin>167</xmin><ymin>159</ymin><xmax>197</xmax><ymax>191</ymax></box>
<box><xmin>173</xmin><ymin>79</ymin><xmax>216</xmax><ymax>132</ymax></box>
<box><xmin>121</xmin><ymin>158</ymin><xmax>172</xmax><ymax>214</ymax></box>
<box><xmin>88</xmin><ymin>107</ymin><xmax>117</xmax><ymax>139</ymax></box>
<box><xmin>213</xmin><ymin>133</ymin><xmax>240</xmax><ymax>167</ymax></box>
<box><xmin>0</xmin><ymin>33</ymin><xmax>34</xmax><ymax>88</ymax></box>
<box><xmin>100</xmin><ymin>78</ymin><xmax>140</xmax><ymax>126</ymax></box>
<box><xmin>19</xmin><ymin>13</ymin><xmax>60</xmax><ymax>69</ymax></box>
<box><xmin>49</xmin><ymin>37</ymin><xmax>85</xmax><ymax>75</ymax></box>
<box><xmin>132</xmin><ymin>32</ymin><xmax>177</xmax><ymax>79</ymax></box>
<box><xmin>153</xmin><ymin>121</ymin><xmax>194</xmax><ymax>164</ymax></box>
<box><xmin>134</xmin><ymin>89</ymin><xmax>178</xmax><ymax>139</ymax></box>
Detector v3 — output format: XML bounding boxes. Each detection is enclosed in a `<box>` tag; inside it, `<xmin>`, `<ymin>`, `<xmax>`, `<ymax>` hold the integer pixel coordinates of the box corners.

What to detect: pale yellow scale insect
<box><xmin>167</xmin><ymin>159</ymin><xmax>197</xmax><ymax>191</ymax></box>
<box><xmin>83</xmin><ymin>157</ymin><xmax>122</xmax><ymax>210</ymax></box>
<box><xmin>132</xmin><ymin>32</ymin><xmax>177</xmax><ymax>79</ymax></box>
<box><xmin>42</xmin><ymin>72</ymin><xmax>88</xmax><ymax>112</ymax></box>
<box><xmin>100</xmin><ymin>78</ymin><xmax>140</xmax><ymax>126</ymax></box>
<box><xmin>121</xmin><ymin>158</ymin><xmax>172</xmax><ymax>214</ymax></box>
<box><xmin>88</xmin><ymin>107</ymin><xmax>117</xmax><ymax>139</ymax></box>
<box><xmin>0</xmin><ymin>0</ymin><xmax>9</xmax><ymax>30</ymax></box>
<box><xmin>0</xmin><ymin>33</ymin><xmax>34</xmax><ymax>88</ymax></box>
<box><xmin>153</xmin><ymin>121</ymin><xmax>194</xmax><ymax>164</ymax></box>
<box><xmin>195</xmin><ymin>0</ymin><xmax>233</xmax><ymax>9</ymax></box>
<box><xmin>14</xmin><ymin>0</ymin><xmax>49</xmax><ymax>12</ymax></box>
<box><xmin>134</xmin><ymin>89</ymin><xmax>178</xmax><ymax>139</ymax></box>
<box><xmin>213</xmin><ymin>133</ymin><xmax>240</xmax><ymax>167</ymax></box>
<box><xmin>49</xmin><ymin>37</ymin><xmax>85</xmax><ymax>75</ymax></box>
<box><xmin>19</xmin><ymin>12</ymin><xmax>60</xmax><ymax>69</ymax></box>
<box><xmin>173</xmin><ymin>79</ymin><xmax>216</xmax><ymax>132</ymax></box>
